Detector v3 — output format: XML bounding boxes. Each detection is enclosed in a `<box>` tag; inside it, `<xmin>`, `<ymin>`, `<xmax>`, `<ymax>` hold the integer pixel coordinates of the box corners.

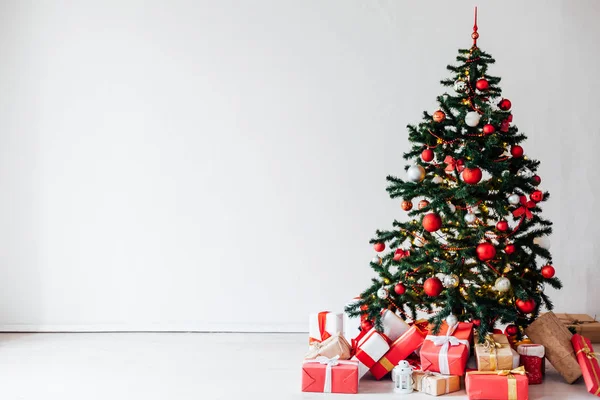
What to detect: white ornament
<box><xmin>377</xmin><ymin>287</ymin><xmax>389</xmax><ymax>299</ymax></box>
<box><xmin>443</xmin><ymin>274</ymin><xmax>459</xmax><ymax>288</ymax></box>
<box><xmin>407</xmin><ymin>165</ymin><xmax>425</xmax><ymax>182</ymax></box>
<box><xmin>495</xmin><ymin>277</ymin><xmax>512</xmax><ymax>293</ymax></box>
<box><xmin>446</xmin><ymin>314</ymin><xmax>459</xmax><ymax>328</ymax></box>
<box><xmin>447</xmin><ymin>203</ymin><xmax>456</xmax><ymax>213</ymax></box>
<box><xmin>432</xmin><ymin>176</ymin><xmax>443</xmax><ymax>184</ymax></box>
<box><xmin>464</xmin><ymin>212</ymin><xmax>477</xmax><ymax>224</ymax></box>
<box><xmin>392</xmin><ymin>360</ymin><xmax>414</xmax><ymax>394</ymax></box>
<box><xmin>371</xmin><ymin>256</ymin><xmax>382</xmax><ymax>265</ymax></box>
<box><xmin>534</xmin><ymin>236</ymin><xmax>551</xmax><ymax>249</ymax></box>
<box><xmin>454</xmin><ymin>80</ymin><xmax>467</xmax><ymax>93</ymax></box>
<box><xmin>413</xmin><ymin>236</ymin><xmax>426</xmax><ymax>247</ymax></box>
<box><xmin>508</xmin><ymin>194</ymin><xmax>521</xmax><ymax>205</ymax></box>
<box><xmin>465</xmin><ymin>111</ymin><xmax>481</xmax><ymax>127</ymax></box>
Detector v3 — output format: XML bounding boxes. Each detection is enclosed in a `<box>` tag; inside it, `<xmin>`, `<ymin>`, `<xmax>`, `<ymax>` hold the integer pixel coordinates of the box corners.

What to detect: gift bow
<box><xmin>444</xmin><ymin>156</ymin><xmax>465</xmax><ymax>173</ymax></box>
<box><xmin>576</xmin><ymin>340</ymin><xmax>599</xmax><ymax>361</ymax></box>
<box><xmin>512</xmin><ymin>196</ymin><xmax>535</xmax><ymax>219</ymax></box>
<box><xmin>425</xmin><ymin>324</ymin><xmax>470</xmax><ymax>375</ymax></box>
<box><xmin>481</xmin><ymin>335</ymin><xmax>505</xmax><ymax>370</ymax></box>
<box><xmin>467</xmin><ymin>367</ymin><xmax>526</xmax><ymax>400</ymax></box>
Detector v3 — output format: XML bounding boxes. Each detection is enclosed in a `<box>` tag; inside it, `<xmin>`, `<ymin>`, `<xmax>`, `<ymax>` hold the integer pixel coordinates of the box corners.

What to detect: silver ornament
<box><xmin>495</xmin><ymin>277</ymin><xmax>512</xmax><ymax>293</ymax></box>
<box><xmin>454</xmin><ymin>80</ymin><xmax>467</xmax><ymax>93</ymax></box>
<box><xmin>533</xmin><ymin>236</ymin><xmax>551</xmax><ymax>249</ymax></box>
<box><xmin>446</xmin><ymin>314</ymin><xmax>459</xmax><ymax>328</ymax></box>
<box><xmin>443</xmin><ymin>274</ymin><xmax>459</xmax><ymax>288</ymax></box>
<box><xmin>447</xmin><ymin>203</ymin><xmax>456</xmax><ymax>213</ymax></box>
<box><xmin>407</xmin><ymin>165</ymin><xmax>426</xmax><ymax>182</ymax></box>
<box><xmin>465</xmin><ymin>111</ymin><xmax>481</xmax><ymax>127</ymax></box>
<box><xmin>413</xmin><ymin>236</ymin><xmax>426</xmax><ymax>247</ymax></box>
<box><xmin>508</xmin><ymin>194</ymin><xmax>521</xmax><ymax>205</ymax></box>
<box><xmin>464</xmin><ymin>212</ymin><xmax>477</xmax><ymax>224</ymax></box>
<box><xmin>432</xmin><ymin>176</ymin><xmax>443</xmax><ymax>184</ymax></box>
<box><xmin>377</xmin><ymin>287</ymin><xmax>389</xmax><ymax>299</ymax></box>
<box><xmin>371</xmin><ymin>256</ymin><xmax>382</xmax><ymax>265</ymax></box>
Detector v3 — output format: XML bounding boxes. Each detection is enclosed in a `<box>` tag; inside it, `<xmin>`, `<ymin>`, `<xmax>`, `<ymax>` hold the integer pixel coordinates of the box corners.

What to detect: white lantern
<box><xmin>392</xmin><ymin>360</ymin><xmax>414</xmax><ymax>394</ymax></box>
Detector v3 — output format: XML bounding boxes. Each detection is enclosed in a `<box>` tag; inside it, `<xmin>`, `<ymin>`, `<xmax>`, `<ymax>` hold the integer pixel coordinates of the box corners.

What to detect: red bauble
<box><xmin>505</xmin><ymin>244</ymin><xmax>516</xmax><ymax>255</ymax></box>
<box><xmin>472</xmin><ymin>319</ymin><xmax>481</xmax><ymax>327</ymax></box>
<box><xmin>476</xmin><ymin>242</ymin><xmax>497</xmax><ymax>261</ymax></box>
<box><xmin>361</xmin><ymin>319</ymin><xmax>374</xmax><ymax>331</ymax></box>
<box><xmin>433</xmin><ymin>110</ymin><xmax>446</xmax><ymax>123</ymax></box>
<box><xmin>422</xmin><ymin>213</ymin><xmax>442</xmax><ymax>232</ymax></box>
<box><xmin>476</xmin><ymin>78</ymin><xmax>489</xmax><ymax>90</ymax></box>
<box><xmin>496</xmin><ymin>220</ymin><xmax>509</xmax><ymax>232</ymax></box>
<box><xmin>505</xmin><ymin>324</ymin><xmax>519</xmax><ymax>336</ymax></box>
<box><xmin>510</xmin><ymin>145</ymin><xmax>524</xmax><ymax>158</ymax></box>
<box><xmin>541</xmin><ymin>265</ymin><xmax>556</xmax><ymax>278</ymax></box>
<box><xmin>516</xmin><ymin>298</ymin><xmax>536</xmax><ymax>314</ymax></box>
<box><xmin>530</xmin><ymin>190</ymin><xmax>543</xmax><ymax>203</ymax></box>
<box><xmin>462</xmin><ymin>167</ymin><xmax>483</xmax><ymax>184</ymax></box>
<box><xmin>423</xmin><ymin>277</ymin><xmax>444</xmax><ymax>297</ymax></box>
<box><xmin>394</xmin><ymin>282</ymin><xmax>406</xmax><ymax>295</ymax></box>
<box><xmin>532</xmin><ymin>175</ymin><xmax>542</xmax><ymax>185</ymax></box>
<box><xmin>499</xmin><ymin>98</ymin><xmax>512</xmax><ymax>111</ymax></box>
<box><xmin>401</xmin><ymin>200</ymin><xmax>413</xmax><ymax>211</ymax></box>
<box><xmin>421</xmin><ymin>148</ymin><xmax>434</xmax><ymax>162</ymax></box>
<box><xmin>483</xmin><ymin>124</ymin><xmax>496</xmax><ymax>135</ymax></box>
<box><xmin>373</xmin><ymin>242</ymin><xmax>385</xmax><ymax>252</ymax></box>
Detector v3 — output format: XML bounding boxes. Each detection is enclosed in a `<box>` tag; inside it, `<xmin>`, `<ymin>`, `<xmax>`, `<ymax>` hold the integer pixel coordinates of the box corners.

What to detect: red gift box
<box><xmin>420</xmin><ymin>322</ymin><xmax>473</xmax><ymax>376</ymax></box>
<box><xmin>370</xmin><ymin>326</ymin><xmax>427</xmax><ymax>380</ymax></box>
<box><xmin>351</xmin><ymin>328</ymin><xmax>391</xmax><ymax>378</ymax></box>
<box><xmin>465</xmin><ymin>367</ymin><xmax>529</xmax><ymax>400</ymax></box>
<box><xmin>517</xmin><ymin>344</ymin><xmax>545</xmax><ymax>385</ymax></box>
<box><xmin>572</xmin><ymin>334</ymin><xmax>600</xmax><ymax>396</ymax></box>
<box><xmin>302</xmin><ymin>356</ymin><xmax>359</xmax><ymax>394</ymax></box>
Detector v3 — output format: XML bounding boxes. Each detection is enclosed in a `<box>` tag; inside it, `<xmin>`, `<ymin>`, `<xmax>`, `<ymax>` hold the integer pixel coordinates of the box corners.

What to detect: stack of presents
<box><xmin>302</xmin><ymin>304</ymin><xmax>600</xmax><ymax>399</ymax></box>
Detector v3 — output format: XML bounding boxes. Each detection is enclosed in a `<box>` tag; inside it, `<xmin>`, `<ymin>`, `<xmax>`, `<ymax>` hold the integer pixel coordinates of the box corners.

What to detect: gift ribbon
<box><xmin>309</xmin><ymin>311</ymin><xmax>332</xmax><ymax>345</ymax></box>
<box><xmin>575</xmin><ymin>337</ymin><xmax>600</xmax><ymax>395</ymax></box>
<box><xmin>303</xmin><ymin>356</ymin><xmax>355</xmax><ymax>393</ymax></box>
<box><xmin>512</xmin><ymin>196</ymin><xmax>534</xmax><ymax>219</ymax></box>
<box><xmin>444</xmin><ymin>156</ymin><xmax>465</xmax><ymax>173</ymax></box>
<box><xmin>425</xmin><ymin>324</ymin><xmax>470</xmax><ymax>375</ymax></box>
<box><xmin>467</xmin><ymin>366</ymin><xmax>526</xmax><ymax>400</ymax></box>
<box><xmin>482</xmin><ymin>335</ymin><xmax>503</xmax><ymax>370</ymax></box>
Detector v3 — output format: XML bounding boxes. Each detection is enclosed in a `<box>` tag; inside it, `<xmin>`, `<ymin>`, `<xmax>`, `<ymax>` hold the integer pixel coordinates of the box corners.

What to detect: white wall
<box><xmin>0</xmin><ymin>0</ymin><xmax>597</xmax><ymax>332</ymax></box>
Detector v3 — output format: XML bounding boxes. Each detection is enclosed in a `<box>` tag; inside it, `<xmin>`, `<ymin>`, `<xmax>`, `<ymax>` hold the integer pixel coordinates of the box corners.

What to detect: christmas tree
<box><xmin>346</xmin><ymin>9</ymin><xmax>561</xmax><ymax>340</ymax></box>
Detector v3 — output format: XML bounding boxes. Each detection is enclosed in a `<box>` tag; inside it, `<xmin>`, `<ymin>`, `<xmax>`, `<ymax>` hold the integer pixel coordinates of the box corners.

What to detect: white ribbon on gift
<box><xmin>303</xmin><ymin>355</ymin><xmax>355</xmax><ymax>393</ymax></box>
<box><xmin>424</xmin><ymin>324</ymin><xmax>470</xmax><ymax>375</ymax></box>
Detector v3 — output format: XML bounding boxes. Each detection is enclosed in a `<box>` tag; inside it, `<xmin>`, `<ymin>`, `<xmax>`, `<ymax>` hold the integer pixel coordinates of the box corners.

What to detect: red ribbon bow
<box><xmin>393</xmin><ymin>249</ymin><xmax>410</xmax><ymax>261</ymax></box>
<box><xmin>512</xmin><ymin>196</ymin><xmax>535</xmax><ymax>219</ymax></box>
<box><xmin>444</xmin><ymin>156</ymin><xmax>465</xmax><ymax>173</ymax></box>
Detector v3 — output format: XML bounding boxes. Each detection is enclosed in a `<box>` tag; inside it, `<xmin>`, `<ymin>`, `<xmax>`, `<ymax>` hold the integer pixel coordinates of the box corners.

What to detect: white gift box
<box><xmin>381</xmin><ymin>309</ymin><xmax>411</xmax><ymax>342</ymax></box>
<box><xmin>309</xmin><ymin>312</ymin><xmax>343</xmax><ymax>345</ymax></box>
<box><xmin>343</xmin><ymin>298</ymin><xmax>362</xmax><ymax>342</ymax></box>
<box><xmin>351</xmin><ymin>328</ymin><xmax>391</xmax><ymax>378</ymax></box>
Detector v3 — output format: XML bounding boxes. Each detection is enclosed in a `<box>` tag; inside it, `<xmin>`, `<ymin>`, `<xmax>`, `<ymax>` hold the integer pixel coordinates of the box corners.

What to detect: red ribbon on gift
<box><xmin>318</xmin><ymin>311</ymin><xmax>331</xmax><ymax>343</ymax></box>
<box><xmin>393</xmin><ymin>249</ymin><xmax>410</xmax><ymax>261</ymax></box>
<box><xmin>444</xmin><ymin>156</ymin><xmax>465</xmax><ymax>173</ymax></box>
<box><xmin>512</xmin><ymin>196</ymin><xmax>535</xmax><ymax>219</ymax></box>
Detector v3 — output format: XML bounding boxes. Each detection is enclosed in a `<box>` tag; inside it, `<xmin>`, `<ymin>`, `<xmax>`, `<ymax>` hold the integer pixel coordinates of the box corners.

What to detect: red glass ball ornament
<box><xmin>499</xmin><ymin>98</ymin><xmax>512</xmax><ymax>111</ymax></box>
<box><xmin>505</xmin><ymin>324</ymin><xmax>519</xmax><ymax>336</ymax></box>
<box><xmin>516</xmin><ymin>298</ymin><xmax>536</xmax><ymax>314</ymax></box>
<box><xmin>472</xmin><ymin>319</ymin><xmax>481</xmax><ymax>327</ymax></box>
<box><xmin>476</xmin><ymin>242</ymin><xmax>497</xmax><ymax>261</ymax></box>
<box><xmin>422</xmin><ymin>213</ymin><xmax>442</xmax><ymax>232</ymax></box>
<box><xmin>496</xmin><ymin>220</ymin><xmax>509</xmax><ymax>232</ymax></box>
<box><xmin>505</xmin><ymin>244</ymin><xmax>516</xmax><ymax>255</ymax></box>
<box><xmin>433</xmin><ymin>110</ymin><xmax>446</xmax><ymax>123</ymax></box>
<box><xmin>361</xmin><ymin>319</ymin><xmax>374</xmax><ymax>331</ymax></box>
<box><xmin>532</xmin><ymin>175</ymin><xmax>542</xmax><ymax>185</ymax></box>
<box><xmin>401</xmin><ymin>200</ymin><xmax>413</xmax><ymax>211</ymax></box>
<box><xmin>394</xmin><ymin>282</ymin><xmax>406</xmax><ymax>295</ymax></box>
<box><xmin>421</xmin><ymin>148</ymin><xmax>434</xmax><ymax>162</ymax></box>
<box><xmin>511</xmin><ymin>145</ymin><xmax>524</xmax><ymax>158</ymax></box>
<box><xmin>418</xmin><ymin>200</ymin><xmax>430</xmax><ymax>210</ymax></box>
<box><xmin>462</xmin><ymin>167</ymin><xmax>483</xmax><ymax>184</ymax></box>
<box><xmin>476</xmin><ymin>78</ymin><xmax>489</xmax><ymax>90</ymax></box>
<box><xmin>530</xmin><ymin>190</ymin><xmax>543</xmax><ymax>203</ymax></box>
<box><xmin>373</xmin><ymin>242</ymin><xmax>385</xmax><ymax>252</ymax></box>
<box><xmin>423</xmin><ymin>277</ymin><xmax>444</xmax><ymax>297</ymax></box>
<box><xmin>483</xmin><ymin>124</ymin><xmax>496</xmax><ymax>135</ymax></box>
<box><xmin>541</xmin><ymin>265</ymin><xmax>556</xmax><ymax>278</ymax></box>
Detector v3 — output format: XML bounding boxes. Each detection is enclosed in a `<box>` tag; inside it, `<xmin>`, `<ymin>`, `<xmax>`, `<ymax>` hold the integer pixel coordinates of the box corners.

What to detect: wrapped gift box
<box><xmin>554</xmin><ymin>313</ymin><xmax>600</xmax><ymax>343</ymax></box>
<box><xmin>420</xmin><ymin>322</ymin><xmax>473</xmax><ymax>376</ymax></box>
<box><xmin>572</xmin><ymin>334</ymin><xmax>600</xmax><ymax>396</ymax></box>
<box><xmin>524</xmin><ymin>311</ymin><xmax>582</xmax><ymax>384</ymax></box>
<box><xmin>475</xmin><ymin>334</ymin><xmax>514</xmax><ymax>371</ymax></box>
<box><xmin>381</xmin><ymin>309</ymin><xmax>411</xmax><ymax>342</ymax></box>
<box><xmin>370</xmin><ymin>326</ymin><xmax>427</xmax><ymax>380</ymax></box>
<box><xmin>465</xmin><ymin>367</ymin><xmax>529</xmax><ymax>400</ymax></box>
<box><xmin>302</xmin><ymin>356</ymin><xmax>359</xmax><ymax>394</ymax></box>
<box><xmin>413</xmin><ymin>370</ymin><xmax>461</xmax><ymax>396</ymax></box>
<box><xmin>343</xmin><ymin>298</ymin><xmax>363</xmax><ymax>343</ymax></box>
<box><xmin>517</xmin><ymin>344</ymin><xmax>545</xmax><ymax>384</ymax></box>
<box><xmin>305</xmin><ymin>333</ymin><xmax>352</xmax><ymax>360</ymax></box>
<box><xmin>351</xmin><ymin>328</ymin><xmax>390</xmax><ymax>378</ymax></box>
<box><xmin>309</xmin><ymin>311</ymin><xmax>343</xmax><ymax>345</ymax></box>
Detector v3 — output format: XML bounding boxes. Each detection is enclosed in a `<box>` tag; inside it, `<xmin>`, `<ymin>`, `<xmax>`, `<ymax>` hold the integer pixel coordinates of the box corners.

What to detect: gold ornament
<box><xmin>383</xmin><ymin>278</ymin><xmax>390</xmax><ymax>285</ymax></box>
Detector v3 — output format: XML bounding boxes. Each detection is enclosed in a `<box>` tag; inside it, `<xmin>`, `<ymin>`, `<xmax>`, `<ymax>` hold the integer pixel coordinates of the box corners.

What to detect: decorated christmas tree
<box><xmin>346</xmin><ymin>9</ymin><xmax>561</xmax><ymax>341</ymax></box>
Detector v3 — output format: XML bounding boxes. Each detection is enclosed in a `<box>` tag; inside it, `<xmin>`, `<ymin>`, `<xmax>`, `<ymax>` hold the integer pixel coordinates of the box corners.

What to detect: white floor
<box><xmin>0</xmin><ymin>332</ymin><xmax>592</xmax><ymax>399</ymax></box>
